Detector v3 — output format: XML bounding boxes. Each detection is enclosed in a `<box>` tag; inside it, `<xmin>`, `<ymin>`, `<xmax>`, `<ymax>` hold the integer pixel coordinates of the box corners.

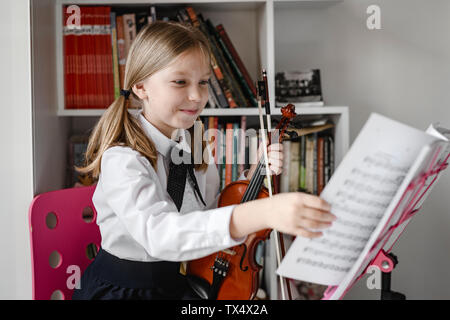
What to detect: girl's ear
<box><xmin>132</xmin><ymin>82</ymin><xmax>148</xmax><ymax>100</ymax></box>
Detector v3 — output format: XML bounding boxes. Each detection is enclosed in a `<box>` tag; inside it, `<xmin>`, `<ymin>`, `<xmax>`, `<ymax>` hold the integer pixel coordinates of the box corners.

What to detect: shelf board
<box><xmin>57</xmin><ymin>0</ymin><xmax>266</xmax><ymax>5</ymax></box>
<box><xmin>57</xmin><ymin>106</ymin><xmax>348</xmax><ymax>116</ymax></box>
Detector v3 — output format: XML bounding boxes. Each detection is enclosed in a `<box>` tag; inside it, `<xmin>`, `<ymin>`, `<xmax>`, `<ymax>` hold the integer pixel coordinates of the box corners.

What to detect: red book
<box><xmin>98</xmin><ymin>6</ymin><xmax>109</xmax><ymax>108</ymax></box>
<box><xmin>81</xmin><ymin>6</ymin><xmax>89</xmax><ymax>108</ymax></box>
<box><xmin>63</xmin><ymin>6</ymin><xmax>74</xmax><ymax>109</ymax></box>
<box><xmin>73</xmin><ymin>9</ymin><xmax>81</xmax><ymax>108</ymax></box>
<box><xmin>92</xmin><ymin>7</ymin><xmax>103</xmax><ymax>109</ymax></box>
<box><xmin>92</xmin><ymin>7</ymin><xmax>106</xmax><ymax>108</ymax></box>
<box><xmin>85</xmin><ymin>6</ymin><xmax>95</xmax><ymax>108</ymax></box>
<box><xmin>102</xmin><ymin>6</ymin><xmax>114</xmax><ymax>107</ymax></box>
<box><xmin>216</xmin><ymin>24</ymin><xmax>257</xmax><ymax>97</ymax></box>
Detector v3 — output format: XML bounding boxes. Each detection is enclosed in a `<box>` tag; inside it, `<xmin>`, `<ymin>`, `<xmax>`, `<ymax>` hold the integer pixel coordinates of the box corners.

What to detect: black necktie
<box><xmin>166</xmin><ymin>149</ymin><xmax>206</xmax><ymax>212</ymax></box>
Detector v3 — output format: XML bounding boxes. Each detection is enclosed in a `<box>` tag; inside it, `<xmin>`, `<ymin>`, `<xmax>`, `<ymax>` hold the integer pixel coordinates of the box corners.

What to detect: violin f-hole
<box><xmin>239</xmin><ymin>244</ymin><xmax>249</xmax><ymax>272</ymax></box>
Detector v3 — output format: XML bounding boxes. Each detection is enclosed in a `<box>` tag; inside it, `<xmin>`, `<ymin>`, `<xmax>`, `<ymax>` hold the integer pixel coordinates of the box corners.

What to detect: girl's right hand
<box><xmin>263</xmin><ymin>192</ymin><xmax>336</xmax><ymax>238</ymax></box>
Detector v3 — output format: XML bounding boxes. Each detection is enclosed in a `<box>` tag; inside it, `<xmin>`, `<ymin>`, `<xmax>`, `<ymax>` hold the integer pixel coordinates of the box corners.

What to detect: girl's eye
<box><xmin>199</xmin><ymin>80</ymin><xmax>209</xmax><ymax>85</ymax></box>
<box><xmin>173</xmin><ymin>80</ymin><xmax>186</xmax><ymax>85</ymax></box>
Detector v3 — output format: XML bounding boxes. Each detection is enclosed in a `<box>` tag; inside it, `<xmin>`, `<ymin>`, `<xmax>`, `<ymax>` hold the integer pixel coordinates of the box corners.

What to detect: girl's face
<box><xmin>136</xmin><ymin>48</ymin><xmax>211</xmax><ymax>138</ymax></box>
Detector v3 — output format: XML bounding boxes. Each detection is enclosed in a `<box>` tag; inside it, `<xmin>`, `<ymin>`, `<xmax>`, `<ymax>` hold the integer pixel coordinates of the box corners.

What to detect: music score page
<box><xmin>277</xmin><ymin>113</ymin><xmax>442</xmax><ymax>286</ymax></box>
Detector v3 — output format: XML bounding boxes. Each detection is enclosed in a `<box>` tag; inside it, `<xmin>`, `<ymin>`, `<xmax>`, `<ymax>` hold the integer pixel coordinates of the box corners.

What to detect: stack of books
<box><xmin>202</xmin><ymin>116</ymin><xmax>253</xmax><ymax>190</ymax></box>
<box><xmin>62</xmin><ymin>5</ymin><xmax>256</xmax><ymax>109</ymax></box>
<box><xmin>280</xmin><ymin>122</ymin><xmax>335</xmax><ymax>196</ymax></box>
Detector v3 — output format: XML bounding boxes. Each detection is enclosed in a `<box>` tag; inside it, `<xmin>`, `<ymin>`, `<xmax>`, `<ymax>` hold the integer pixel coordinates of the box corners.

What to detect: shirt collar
<box><xmin>135</xmin><ymin>109</ymin><xmax>190</xmax><ymax>159</ymax></box>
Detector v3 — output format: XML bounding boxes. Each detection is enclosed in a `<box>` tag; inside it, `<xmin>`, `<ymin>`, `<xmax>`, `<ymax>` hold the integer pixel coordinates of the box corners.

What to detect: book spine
<box><xmin>306</xmin><ymin>135</ymin><xmax>314</xmax><ymax>194</ymax></box>
<box><xmin>300</xmin><ymin>135</ymin><xmax>306</xmax><ymax>191</ymax></box>
<box><xmin>204</xmin><ymin>18</ymin><xmax>247</xmax><ymax>108</ymax></box>
<box><xmin>214</xmin><ymin>117</ymin><xmax>219</xmax><ymax>164</ymax></box>
<box><xmin>116</xmin><ymin>15</ymin><xmax>126</xmax><ymax>90</ymax></box>
<box><xmin>289</xmin><ymin>141</ymin><xmax>300</xmax><ymax>191</ymax></box>
<box><xmin>206</xmin><ymin>85</ymin><xmax>218</xmax><ymax>108</ymax></box>
<box><xmin>317</xmin><ymin>136</ymin><xmax>324</xmax><ymax>195</ymax></box>
<box><xmin>328</xmin><ymin>135</ymin><xmax>335</xmax><ymax>177</ymax></box>
<box><xmin>215</xmin><ymin>122</ymin><xmax>222</xmax><ymax>183</ymax></box>
<box><xmin>232</xmin><ymin>123</ymin><xmax>239</xmax><ymax>181</ymax></box>
<box><xmin>216</xmin><ymin>24</ymin><xmax>257</xmax><ymax>98</ymax></box>
<box><xmin>122</xmin><ymin>14</ymin><xmax>136</xmax><ymax>63</ymax></box>
<box><xmin>181</xmin><ymin>7</ymin><xmax>235</xmax><ymax>108</ymax></box>
<box><xmin>280</xmin><ymin>140</ymin><xmax>291</xmax><ymax>193</ymax></box>
<box><xmin>221</xmin><ymin>126</ymin><xmax>226</xmax><ymax>189</ymax></box>
<box><xmin>216</xmin><ymin>24</ymin><xmax>257</xmax><ymax>108</ymax></box>
<box><xmin>80</xmin><ymin>6</ymin><xmax>89</xmax><ymax>108</ymax></box>
<box><xmin>324</xmin><ymin>135</ymin><xmax>330</xmax><ymax>184</ymax></box>
<box><xmin>86</xmin><ymin>7</ymin><xmax>97</xmax><ymax>108</ymax></box>
<box><xmin>102</xmin><ymin>6</ymin><xmax>113</xmax><ymax>108</ymax></box>
<box><xmin>110</xmin><ymin>11</ymin><xmax>120</xmax><ymax>100</ymax></box>
<box><xmin>63</xmin><ymin>6</ymin><xmax>74</xmax><ymax>109</ymax></box>
<box><xmin>239</xmin><ymin>116</ymin><xmax>246</xmax><ymax>174</ymax></box>
<box><xmin>209</xmin><ymin>73</ymin><xmax>229</xmax><ymax>108</ymax></box>
<box><xmin>93</xmin><ymin>7</ymin><xmax>104</xmax><ymax>108</ymax></box>
<box><xmin>313</xmin><ymin>132</ymin><xmax>318</xmax><ymax>195</ymax></box>
<box><xmin>185</xmin><ymin>8</ymin><xmax>237</xmax><ymax>108</ymax></box>
<box><xmin>225</xmin><ymin>123</ymin><xmax>233</xmax><ymax>186</ymax></box>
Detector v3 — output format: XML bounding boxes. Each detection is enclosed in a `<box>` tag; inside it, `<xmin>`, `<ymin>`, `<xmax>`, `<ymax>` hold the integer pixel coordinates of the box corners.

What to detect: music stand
<box><xmin>322</xmin><ymin>143</ymin><xmax>450</xmax><ymax>300</ymax></box>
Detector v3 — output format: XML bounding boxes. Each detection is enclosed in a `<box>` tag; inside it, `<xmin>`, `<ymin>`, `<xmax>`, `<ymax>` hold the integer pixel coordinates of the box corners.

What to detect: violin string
<box><xmin>241</xmin><ymin>157</ymin><xmax>264</xmax><ymax>202</ymax></box>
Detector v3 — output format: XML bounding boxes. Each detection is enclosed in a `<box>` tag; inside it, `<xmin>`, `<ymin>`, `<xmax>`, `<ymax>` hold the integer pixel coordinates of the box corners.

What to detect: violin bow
<box><xmin>257</xmin><ymin>70</ymin><xmax>290</xmax><ymax>300</ymax></box>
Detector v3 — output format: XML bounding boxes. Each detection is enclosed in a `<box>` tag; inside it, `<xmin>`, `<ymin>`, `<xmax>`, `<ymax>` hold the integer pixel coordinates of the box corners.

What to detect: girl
<box><xmin>72</xmin><ymin>21</ymin><xmax>335</xmax><ymax>300</ymax></box>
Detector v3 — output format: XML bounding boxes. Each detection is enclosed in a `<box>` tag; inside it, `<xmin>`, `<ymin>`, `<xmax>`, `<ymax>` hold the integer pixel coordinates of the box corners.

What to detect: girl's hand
<box><xmin>264</xmin><ymin>192</ymin><xmax>336</xmax><ymax>238</ymax></box>
<box><xmin>230</xmin><ymin>192</ymin><xmax>336</xmax><ymax>239</ymax></box>
<box><xmin>247</xmin><ymin>142</ymin><xmax>283</xmax><ymax>180</ymax></box>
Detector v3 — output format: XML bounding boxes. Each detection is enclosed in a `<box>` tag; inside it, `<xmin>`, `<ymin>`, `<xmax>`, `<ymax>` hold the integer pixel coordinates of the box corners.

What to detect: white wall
<box><xmin>275</xmin><ymin>0</ymin><xmax>450</xmax><ymax>299</ymax></box>
<box><xmin>0</xmin><ymin>0</ymin><xmax>33</xmax><ymax>299</ymax></box>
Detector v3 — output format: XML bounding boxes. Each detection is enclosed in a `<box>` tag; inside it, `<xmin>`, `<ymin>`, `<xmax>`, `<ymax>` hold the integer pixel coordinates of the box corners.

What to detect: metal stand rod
<box><xmin>380</xmin><ymin>253</ymin><xmax>406</xmax><ymax>300</ymax></box>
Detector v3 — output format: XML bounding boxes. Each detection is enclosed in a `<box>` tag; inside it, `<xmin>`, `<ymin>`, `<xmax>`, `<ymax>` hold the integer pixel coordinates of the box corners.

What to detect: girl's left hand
<box><xmin>247</xmin><ymin>142</ymin><xmax>284</xmax><ymax>180</ymax></box>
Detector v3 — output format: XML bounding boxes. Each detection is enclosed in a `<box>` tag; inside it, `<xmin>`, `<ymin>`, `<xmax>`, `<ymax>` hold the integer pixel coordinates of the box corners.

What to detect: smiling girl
<box><xmin>72</xmin><ymin>21</ymin><xmax>334</xmax><ymax>300</ymax></box>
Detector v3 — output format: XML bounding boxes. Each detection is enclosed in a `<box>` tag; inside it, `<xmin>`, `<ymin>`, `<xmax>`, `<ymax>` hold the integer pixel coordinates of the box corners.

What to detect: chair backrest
<box><xmin>28</xmin><ymin>185</ymin><xmax>101</xmax><ymax>300</ymax></box>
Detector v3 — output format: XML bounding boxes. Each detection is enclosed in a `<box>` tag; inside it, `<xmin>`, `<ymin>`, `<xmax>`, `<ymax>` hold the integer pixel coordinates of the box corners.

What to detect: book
<box><xmin>289</xmin><ymin>141</ymin><xmax>300</xmax><ymax>191</ymax></box>
<box><xmin>275</xmin><ymin>70</ymin><xmax>323</xmax><ymax>106</ymax></box>
<box><xmin>216</xmin><ymin>24</ymin><xmax>257</xmax><ymax>98</ymax></box>
<box><xmin>277</xmin><ymin>113</ymin><xmax>450</xmax><ymax>299</ymax></box>
<box><xmin>110</xmin><ymin>11</ymin><xmax>120</xmax><ymax>99</ymax></box>
<box><xmin>116</xmin><ymin>15</ymin><xmax>126</xmax><ymax>90</ymax></box>
<box><xmin>280</xmin><ymin>140</ymin><xmax>291</xmax><ymax>193</ymax></box>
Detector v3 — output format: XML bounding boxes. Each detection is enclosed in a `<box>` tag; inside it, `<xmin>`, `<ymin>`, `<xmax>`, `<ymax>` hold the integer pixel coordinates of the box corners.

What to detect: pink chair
<box><xmin>28</xmin><ymin>185</ymin><xmax>101</xmax><ymax>300</ymax></box>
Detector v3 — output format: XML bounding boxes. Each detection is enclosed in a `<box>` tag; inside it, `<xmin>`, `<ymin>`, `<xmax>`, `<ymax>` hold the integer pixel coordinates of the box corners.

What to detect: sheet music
<box><xmin>277</xmin><ymin>113</ymin><xmax>443</xmax><ymax>286</ymax></box>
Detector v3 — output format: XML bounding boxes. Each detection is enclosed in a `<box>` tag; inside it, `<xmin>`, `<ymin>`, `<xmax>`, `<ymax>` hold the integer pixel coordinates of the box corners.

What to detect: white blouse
<box><xmin>92</xmin><ymin>109</ymin><xmax>247</xmax><ymax>262</ymax></box>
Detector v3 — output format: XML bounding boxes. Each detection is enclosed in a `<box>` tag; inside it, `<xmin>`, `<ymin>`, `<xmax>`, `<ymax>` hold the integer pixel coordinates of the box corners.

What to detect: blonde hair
<box><xmin>76</xmin><ymin>21</ymin><xmax>211</xmax><ymax>181</ymax></box>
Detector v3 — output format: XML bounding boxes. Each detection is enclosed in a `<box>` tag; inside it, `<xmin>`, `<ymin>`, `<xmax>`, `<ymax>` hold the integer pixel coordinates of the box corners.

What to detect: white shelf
<box><xmin>57</xmin><ymin>106</ymin><xmax>347</xmax><ymax>116</ymax></box>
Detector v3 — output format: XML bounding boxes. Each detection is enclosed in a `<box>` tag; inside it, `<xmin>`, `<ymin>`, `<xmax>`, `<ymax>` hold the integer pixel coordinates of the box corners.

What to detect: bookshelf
<box><xmin>32</xmin><ymin>0</ymin><xmax>349</xmax><ymax>300</ymax></box>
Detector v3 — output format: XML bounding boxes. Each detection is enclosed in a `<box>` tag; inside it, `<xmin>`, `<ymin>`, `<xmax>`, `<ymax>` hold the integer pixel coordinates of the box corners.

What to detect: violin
<box><xmin>186</xmin><ymin>72</ymin><xmax>296</xmax><ymax>299</ymax></box>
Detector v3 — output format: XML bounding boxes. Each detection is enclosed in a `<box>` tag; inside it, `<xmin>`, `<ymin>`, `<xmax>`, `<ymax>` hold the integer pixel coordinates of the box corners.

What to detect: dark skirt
<box><xmin>72</xmin><ymin>248</ymin><xmax>198</xmax><ymax>300</ymax></box>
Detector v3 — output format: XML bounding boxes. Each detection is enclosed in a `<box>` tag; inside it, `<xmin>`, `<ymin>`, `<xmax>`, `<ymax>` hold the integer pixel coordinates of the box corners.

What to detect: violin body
<box><xmin>186</xmin><ymin>180</ymin><xmax>271</xmax><ymax>300</ymax></box>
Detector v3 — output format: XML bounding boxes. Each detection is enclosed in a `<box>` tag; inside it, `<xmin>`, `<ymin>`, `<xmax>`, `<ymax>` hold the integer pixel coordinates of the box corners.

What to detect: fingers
<box><xmin>295</xmin><ymin>228</ymin><xmax>323</xmax><ymax>239</ymax></box>
<box><xmin>267</xmin><ymin>144</ymin><xmax>283</xmax><ymax>175</ymax></box>
<box><xmin>300</xmin><ymin>193</ymin><xmax>332</xmax><ymax>212</ymax></box>
<box><xmin>298</xmin><ymin>206</ymin><xmax>336</xmax><ymax>222</ymax></box>
<box><xmin>294</xmin><ymin>194</ymin><xmax>336</xmax><ymax>238</ymax></box>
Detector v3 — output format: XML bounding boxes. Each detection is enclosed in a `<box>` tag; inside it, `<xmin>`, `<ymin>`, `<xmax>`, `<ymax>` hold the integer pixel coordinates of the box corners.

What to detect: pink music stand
<box><xmin>323</xmin><ymin>146</ymin><xmax>449</xmax><ymax>300</ymax></box>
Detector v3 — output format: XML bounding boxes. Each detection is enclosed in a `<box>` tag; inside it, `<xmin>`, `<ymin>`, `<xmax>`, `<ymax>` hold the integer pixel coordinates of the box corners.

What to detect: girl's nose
<box><xmin>188</xmin><ymin>86</ymin><xmax>203</xmax><ymax>102</ymax></box>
